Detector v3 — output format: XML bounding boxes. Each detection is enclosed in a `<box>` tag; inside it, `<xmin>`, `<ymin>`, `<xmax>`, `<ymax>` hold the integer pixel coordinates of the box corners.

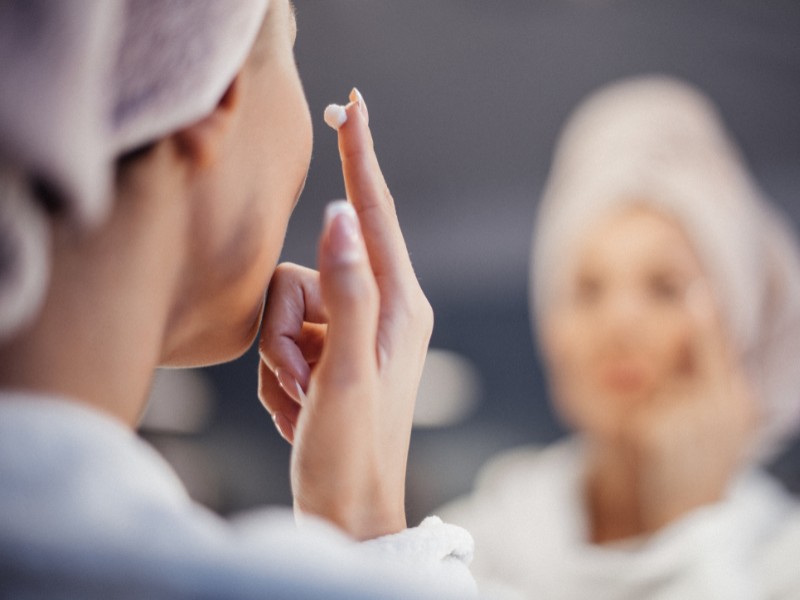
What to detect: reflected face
<box><xmin>163</xmin><ymin>0</ymin><xmax>313</xmax><ymax>366</ymax></box>
<box><xmin>542</xmin><ymin>206</ymin><xmax>711</xmax><ymax>439</ymax></box>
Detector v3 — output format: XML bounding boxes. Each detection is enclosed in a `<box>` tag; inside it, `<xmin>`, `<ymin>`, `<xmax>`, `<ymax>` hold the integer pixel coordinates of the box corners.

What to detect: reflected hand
<box><xmin>623</xmin><ymin>285</ymin><xmax>757</xmax><ymax>534</ymax></box>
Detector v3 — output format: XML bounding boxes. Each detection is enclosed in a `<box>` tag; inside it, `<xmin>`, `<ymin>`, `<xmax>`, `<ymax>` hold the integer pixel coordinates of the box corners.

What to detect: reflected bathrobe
<box><xmin>0</xmin><ymin>392</ymin><xmax>476</xmax><ymax>599</ymax></box>
<box><xmin>440</xmin><ymin>438</ymin><xmax>800</xmax><ymax>600</ymax></box>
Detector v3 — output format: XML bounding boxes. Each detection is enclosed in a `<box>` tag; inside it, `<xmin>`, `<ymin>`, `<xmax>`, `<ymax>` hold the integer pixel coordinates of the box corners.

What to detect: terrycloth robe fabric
<box><xmin>0</xmin><ymin>392</ymin><xmax>476</xmax><ymax>599</ymax></box>
<box><xmin>440</xmin><ymin>438</ymin><xmax>800</xmax><ymax>600</ymax></box>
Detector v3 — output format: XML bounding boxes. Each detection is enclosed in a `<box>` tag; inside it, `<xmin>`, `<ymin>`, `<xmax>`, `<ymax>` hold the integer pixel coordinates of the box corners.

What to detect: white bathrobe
<box><xmin>440</xmin><ymin>437</ymin><xmax>800</xmax><ymax>600</ymax></box>
<box><xmin>0</xmin><ymin>392</ymin><xmax>476</xmax><ymax>599</ymax></box>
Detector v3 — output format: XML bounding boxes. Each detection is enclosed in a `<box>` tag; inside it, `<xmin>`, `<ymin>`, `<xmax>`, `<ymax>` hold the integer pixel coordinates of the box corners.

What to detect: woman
<box><xmin>440</xmin><ymin>76</ymin><xmax>800</xmax><ymax>599</ymax></box>
<box><xmin>0</xmin><ymin>1</ymin><xmax>474</xmax><ymax>597</ymax></box>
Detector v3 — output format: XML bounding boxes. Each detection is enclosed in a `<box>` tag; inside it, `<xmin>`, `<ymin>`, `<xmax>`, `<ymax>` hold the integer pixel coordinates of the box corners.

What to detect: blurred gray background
<box><xmin>141</xmin><ymin>0</ymin><xmax>800</xmax><ymax>524</ymax></box>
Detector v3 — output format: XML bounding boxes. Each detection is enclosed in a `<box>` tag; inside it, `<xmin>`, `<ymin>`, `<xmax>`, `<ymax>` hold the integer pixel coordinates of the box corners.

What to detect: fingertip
<box><xmin>258</xmin><ymin>361</ymin><xmax>302</xmax><ymax>428</ymax></box>
<box><xmin>349</xmin><ymin>87</ymin><xmax>369</xmax><ymax>124</ymax></box>
<box><xmin>273</xmin><ymin>412</ymin><xmax>295</xmax><ymax>444</ymax></box>
<box><xmin>275</xmin><ymin>367</ymin><xmax>303</xmax><ymax>405</ymax></box>
<box><xmin>321</xmin><ymin>200</ymin><xmax>365</xmax><ymax>267</ymax></box>
<box><xmin>338</xmin><ymin>98</ymin><xmax>371</xmax><ymax>157</ymax></box>
<box><xmin>344</xmin><ymin>97</ymin><xmax>367</xmax><ymax>131</ymax></box>
<box><xmin>295</xmin><ymin>380</ymin><xmax>308</xmax><ymax>406</ymax></box>
<box><xmin>323</xmin><ymin>199</ymin><xmax>355</xmax><ymax>229</ymax></box>
<box><xmin>324</xmin><ymin>88</ymin><xmax>368</xmax><ymax>133</ymax></box>
<box><xmin>324</xmin><ymin>103</ymin><xmax>348</xmax><ymax>131</ymax></box>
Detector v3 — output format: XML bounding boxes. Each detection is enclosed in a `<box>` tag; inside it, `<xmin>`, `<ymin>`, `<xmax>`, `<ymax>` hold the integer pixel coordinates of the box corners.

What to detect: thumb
<box><xmin>314</xmin><ymin>200</ymin><xmax>380</xmax><ymax>391</ymax></box>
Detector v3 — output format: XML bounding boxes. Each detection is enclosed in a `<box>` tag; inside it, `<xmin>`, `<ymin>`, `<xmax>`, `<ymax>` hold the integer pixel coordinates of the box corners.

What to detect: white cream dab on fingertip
<box><xmin>324</xmin><ymin>103</ymin><xmax>348</xmax><ymax>130</ymax></box>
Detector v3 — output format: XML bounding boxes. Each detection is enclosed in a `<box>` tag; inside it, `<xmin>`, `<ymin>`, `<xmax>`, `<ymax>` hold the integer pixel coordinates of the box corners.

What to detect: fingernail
<box><xmin>295</xmin><ymin>380</ymin><xmax>308</xmax><ymax>406</ymax></box>
<box><xmin>275</xmin><ymin>367</ymin><xmax>303</xmax><ymax>405</ymax></box>
<box><xmin>349</xmin><ymin>87</ymin><xmax>369</xmax><ymax>123</ymax></box>
<box><xmin>324</xmin><ymin>103</ymin><xmax>348</xmax><ymax>131</ymax></box>
<box><xmin>324</xmin><ymin>200</ymin><xmax>363</xmax><ymax>264</ymax></box>
<box><xmin>272</xmin><ymin>412</ymin><xmax>294</xmax><ymax>444</ymax></box>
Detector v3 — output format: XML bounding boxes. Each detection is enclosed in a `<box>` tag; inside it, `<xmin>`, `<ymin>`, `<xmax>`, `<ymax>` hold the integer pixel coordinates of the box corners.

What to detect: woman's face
<box><xmin>163</xmin><ymin>0</ymin><xmax>313</xmax><ymax>366</ymax></box>
<box><xmin>542</xmin><ymin>206</ymin><xmax>712</xmax><ymax>440</ymax></box>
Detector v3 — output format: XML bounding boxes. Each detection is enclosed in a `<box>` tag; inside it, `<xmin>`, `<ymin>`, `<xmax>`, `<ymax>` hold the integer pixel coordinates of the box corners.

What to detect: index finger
<box><xmin>334</xmin><ymin>90</ymin><xmax>417</xmax><ymax>289</ymax></box>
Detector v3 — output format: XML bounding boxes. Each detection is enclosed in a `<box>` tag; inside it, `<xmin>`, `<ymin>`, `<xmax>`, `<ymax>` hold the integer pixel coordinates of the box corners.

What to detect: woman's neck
<box><xmin>0</xmin><ymin>146</ymin><xmax>188</xmax><ymax>427</ymax></box>
<box><xmin>584</xmin><ymin>439</ymin><xmax>646</xmax><ymax>544</ymax></box>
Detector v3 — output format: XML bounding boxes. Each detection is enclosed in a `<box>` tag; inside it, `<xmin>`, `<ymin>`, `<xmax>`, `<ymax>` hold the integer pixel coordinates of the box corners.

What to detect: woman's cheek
<box><xmin>544</xmin><ymin>314</ymin><xmax>598</xmax><ymax>429</ymax></box>
<box><xmin>657</xmin><ymin>310</ymin><xmax>695</xmax><ymax>379</ymax></box>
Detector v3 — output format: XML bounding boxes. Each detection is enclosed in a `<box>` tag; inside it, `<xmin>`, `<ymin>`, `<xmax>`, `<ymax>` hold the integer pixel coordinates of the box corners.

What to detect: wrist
<box><xmin>293</xmin><ymin>490</ymin><xmax>407</xmax><ymax>541</ymax></box>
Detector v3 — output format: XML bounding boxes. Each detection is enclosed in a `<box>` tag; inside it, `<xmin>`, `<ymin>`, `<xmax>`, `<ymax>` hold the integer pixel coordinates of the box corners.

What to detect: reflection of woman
<box><xmin>441</xmin><ymin>76</ymin><xmax>800</xmax><ymax>599</ymax></box>
<box><xmin>0</xmin><ymin>1</ymin><xmax>474</xmax><ymax>597</ymax></box>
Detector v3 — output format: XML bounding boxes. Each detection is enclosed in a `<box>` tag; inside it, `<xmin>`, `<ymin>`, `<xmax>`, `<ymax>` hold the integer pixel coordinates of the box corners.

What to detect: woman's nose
<box><xmin>600</xmin><ymin>291</ymin><xmax>647</xmax><ymax>343</ymax></box>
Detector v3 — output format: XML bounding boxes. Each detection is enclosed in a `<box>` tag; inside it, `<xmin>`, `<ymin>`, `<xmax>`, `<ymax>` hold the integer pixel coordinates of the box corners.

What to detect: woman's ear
<box><xmin>173</xmin><ymin>73</ymin><xmax>243</xmax><ymax>170</ymax></box>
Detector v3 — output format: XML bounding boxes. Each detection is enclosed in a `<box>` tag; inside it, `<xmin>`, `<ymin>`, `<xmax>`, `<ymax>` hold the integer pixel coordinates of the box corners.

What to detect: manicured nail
<box><xmin>272</xmin><ymin>412</ymin><xmax>294</xmax><ymax>444</ymax></box>
<box><xmin>349</xmin><ymin>87</ymin><xmax>369</xmax><ymax>123</ymax></box>
<box><xmin>324</xmin><ymin>103</ymin><xmax>348</xmax><ymax>130</ymax></box>
<box><xmin>324</xmin><ymin>200</ymin><xmax>362</xmax><ymax>264</ymax></box>
<box><xmin>295</xmin><ymin>380</ymin><xmax>308</xmax><ymax>406</ymax></box>
<box><xmin>275</xmin><ymin>367</ymin><xmax>302</xmax><ymax>405</ymax></box>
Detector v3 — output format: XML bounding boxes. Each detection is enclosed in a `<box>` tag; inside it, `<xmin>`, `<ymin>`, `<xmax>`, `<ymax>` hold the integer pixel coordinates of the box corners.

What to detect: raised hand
<box><xmin>258</xmin><ymin>89</ymin><xmax>433</xmax><ymax>540</ymax></box>
<box><xmin>627</xmin><ymin>283</ymin><xmax>757</xmax><ymax>534</ymax></box>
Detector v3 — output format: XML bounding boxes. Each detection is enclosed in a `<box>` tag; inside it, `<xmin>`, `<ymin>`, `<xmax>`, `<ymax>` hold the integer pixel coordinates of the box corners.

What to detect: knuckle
<box><xmin>419</xmin><ymin>295</ymin><xmax>434</xmax><ymax>336</ymax></box>
<box><xmin>358</xmin><ymin>198</ymin><xmax>394</xmax><ymax>223</ymax></box>
<box><xmin>393</xmin><ymin>289</ymin><xmax>434</xmax><ymax>335</ymax></box>
<box><xmin>269</xmin><ymin>262</ymin><xmax>313</xmax><ymax>291</ymax></box>
<box><xmin>269</xmin><ymin>262</ymin><xmax>294</xmax><ymax>287</ymax></box>
<box><xmin>382</xmin><ymin>186</ymin><xmax>396</xmax><ymax>209</ymax></box>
